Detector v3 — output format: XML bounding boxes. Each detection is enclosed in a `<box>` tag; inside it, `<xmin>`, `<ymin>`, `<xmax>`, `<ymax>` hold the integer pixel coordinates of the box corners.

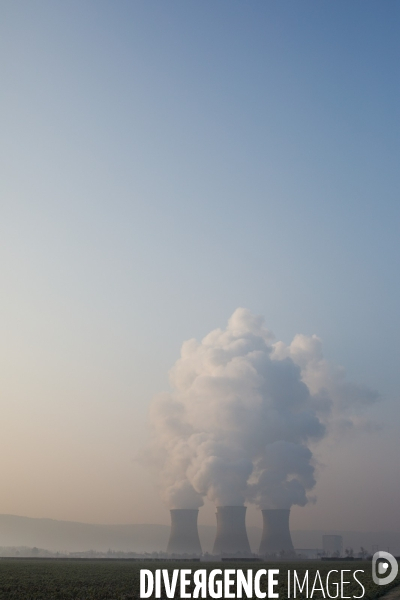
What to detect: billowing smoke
<box><xmin>149</xmin><ymin>308</ymin><xmax>378</xmax><ymax>510</ymax></box>
<box><xmin>247</xmin><ymin>441</ymin><xmax>316</xmax><ymax>509</ymax></box>
<box><xmin>272</xmin><ymin>333</ymin><xmax>380</xmax><ymax>435</ymax></box>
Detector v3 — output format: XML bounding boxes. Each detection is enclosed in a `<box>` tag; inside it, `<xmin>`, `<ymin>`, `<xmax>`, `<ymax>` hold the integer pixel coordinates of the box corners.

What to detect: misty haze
<box><xmin>1</xmin><ymin>1</ymin><xmax>399</xmax><ymax>598</ymax></box>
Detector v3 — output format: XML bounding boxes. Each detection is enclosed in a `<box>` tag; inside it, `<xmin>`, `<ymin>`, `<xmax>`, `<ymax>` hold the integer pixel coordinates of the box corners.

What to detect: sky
<box><xmin>0</xmin><ymin>1</ymin><xmax>399</xmax><ymax>533</ymax></box>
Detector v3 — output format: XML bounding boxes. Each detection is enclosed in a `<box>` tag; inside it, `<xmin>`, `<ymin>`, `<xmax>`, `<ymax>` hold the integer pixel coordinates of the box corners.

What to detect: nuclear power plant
<box><xmin>154</xmin><ymin>310</ymin><xmax>330</xmax><ymax>560</ymax></box>
<box><xmin>166</xmin><ymin>506</ymin><xmax>298</xmax><ymax>557</ymax></box>
<box><xmin>167</xmin><ymin>509</ymin><xmax>202</xmax><ymax>555</ymax></box>
<box><xmin>258</xmin><ymin>508</ymin><xmax>295</xmax><ymax>556</ymax></box>
<box><xmin>212</xmin><ymin>506</ymin><xmax>252</xmax><ymax>556</ymax></box>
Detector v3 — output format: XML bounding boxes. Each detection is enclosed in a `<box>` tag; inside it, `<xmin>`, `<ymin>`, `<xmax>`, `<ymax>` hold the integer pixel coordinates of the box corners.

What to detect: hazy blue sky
<box><xmin>1</xmin><ymin>1</ymin><xmax>399</xmax><ymax>532</ymax></box>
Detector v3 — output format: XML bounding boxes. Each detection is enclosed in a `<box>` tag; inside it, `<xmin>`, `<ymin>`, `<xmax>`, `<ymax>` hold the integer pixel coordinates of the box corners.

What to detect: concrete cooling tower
<box><xmin>258</xmin><ymin>509</ymin><xmax>295</xmax><ymax>556</ymax></box>
<box><xmin>167</xmin><ymin>509</ymin><xmax>202</xmax><ymax>555</ymax></box>
<box><xmin>212</xmin><ymin>506</ymin><xmax>252</xmax><ymax>556</ymax></box>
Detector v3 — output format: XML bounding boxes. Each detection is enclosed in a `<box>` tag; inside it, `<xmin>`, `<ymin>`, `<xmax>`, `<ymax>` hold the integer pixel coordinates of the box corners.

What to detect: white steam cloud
<box><xmin>149</xmin><ymin>309</ymin><xmax>378</xmax><ymax>510</ymax></box>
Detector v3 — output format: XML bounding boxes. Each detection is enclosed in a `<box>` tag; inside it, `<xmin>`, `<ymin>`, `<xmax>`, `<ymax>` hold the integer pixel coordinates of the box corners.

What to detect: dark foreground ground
<box><xmin>0</xmin><ymin>558</ymin><xmax>398</xmax><ymax>600</ymax></box>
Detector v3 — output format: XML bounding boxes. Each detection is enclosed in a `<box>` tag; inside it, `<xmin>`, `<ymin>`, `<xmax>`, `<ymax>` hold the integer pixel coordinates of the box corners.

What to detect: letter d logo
<box><xmin>372</xmin><ymin>551</ymin><xmax>398</xmax><ymax>585</ymax></box>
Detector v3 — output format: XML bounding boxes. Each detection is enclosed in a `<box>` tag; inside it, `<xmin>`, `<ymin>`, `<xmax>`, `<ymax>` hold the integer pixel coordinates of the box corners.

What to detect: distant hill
<box><xmin>0</xmin><ymin>515</ymin><xmax>171</xmax><ymax>553</ymax></box>
<box><xmin>0</xmin><ymin>514</ymin><xmax>398</xmax><ymax>555</ymax></box>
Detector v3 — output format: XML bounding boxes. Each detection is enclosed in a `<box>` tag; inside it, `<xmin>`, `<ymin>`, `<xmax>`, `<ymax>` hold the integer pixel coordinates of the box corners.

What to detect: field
<box><xmin>0</xmin><ymin>558</ymin><xmax>398</xmax><ymax>600</ymax></box>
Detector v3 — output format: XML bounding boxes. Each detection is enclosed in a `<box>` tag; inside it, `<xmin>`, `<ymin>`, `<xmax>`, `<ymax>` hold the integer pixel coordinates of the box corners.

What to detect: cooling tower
<box><xmin>167</xmin><ymin>509</ymin><xmax>202</xmax><ymax>555</ymax></box>
<box><xmin>258</xmin><ymin>509</ymin><xmax>295</xmax><ymax>556</ymax></box>
<box><xmin>212</xmin><ymin>506</ymin><xmax>252</xmax><ymax>556</ymax></box>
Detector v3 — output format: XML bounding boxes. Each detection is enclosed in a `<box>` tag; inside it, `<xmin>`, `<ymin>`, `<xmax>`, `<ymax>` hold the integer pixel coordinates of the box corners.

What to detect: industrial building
<box><xmin>166</xmin><ymin>509</ymin><xmax>202</xmax><ymax>555</ymax></box>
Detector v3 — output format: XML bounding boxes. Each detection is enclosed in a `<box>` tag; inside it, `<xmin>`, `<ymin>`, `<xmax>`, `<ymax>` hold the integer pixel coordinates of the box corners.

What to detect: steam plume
<box><xmin>149</xmin><ymin>308</ymin><xmax>378</xmax><ymax>510</ymax></box>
